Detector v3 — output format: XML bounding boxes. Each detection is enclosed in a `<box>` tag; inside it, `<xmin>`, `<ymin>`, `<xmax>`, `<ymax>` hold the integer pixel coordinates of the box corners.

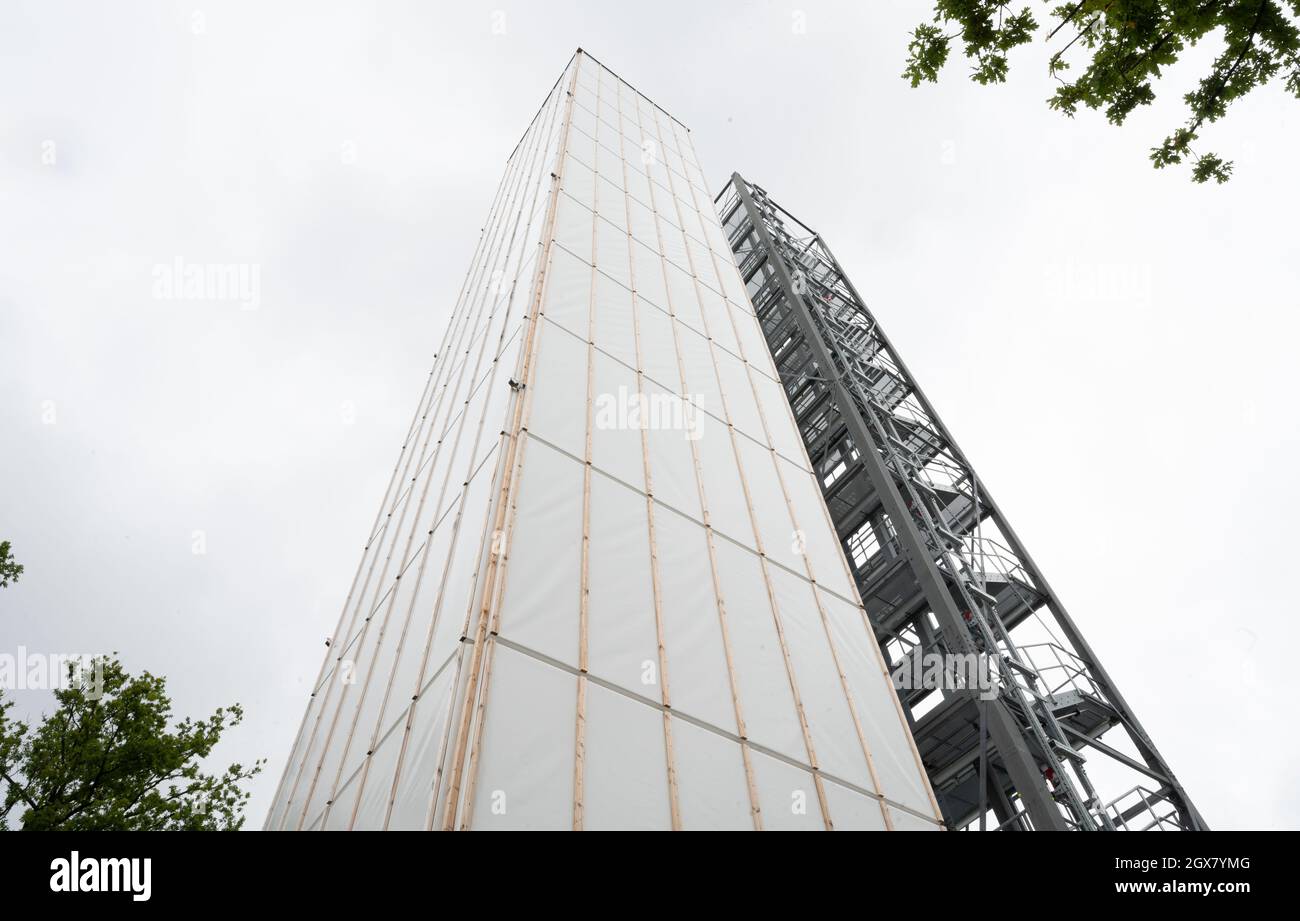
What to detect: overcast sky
<box><xmin>2</xmin><ymin>0</ymin><xmax>1297</xmax><ymax>830</ymax></box>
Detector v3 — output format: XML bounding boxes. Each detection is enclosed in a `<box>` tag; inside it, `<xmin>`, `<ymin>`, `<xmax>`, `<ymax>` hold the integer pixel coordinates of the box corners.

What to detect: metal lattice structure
<box><xmin>716</xmin><ymin>174</ymin><xmax>1207</xmax><ymax>831</ymax></box>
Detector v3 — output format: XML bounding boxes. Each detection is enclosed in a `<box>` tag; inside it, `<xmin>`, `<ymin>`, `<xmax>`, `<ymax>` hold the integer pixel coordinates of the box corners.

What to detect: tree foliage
<box><xmin>0</xmin><ymin>541</ymin><xmax>22</xmax><ymax>589</ymax></box>
<box><xmin>903</xmin><ymin>1</ymin><xmax>1300</xmax><ymax>182</ymax></box>
<box><xmin>0</xmin><ymin>656</ymin><xmax>262</xmax><ymax>830</ymax></box>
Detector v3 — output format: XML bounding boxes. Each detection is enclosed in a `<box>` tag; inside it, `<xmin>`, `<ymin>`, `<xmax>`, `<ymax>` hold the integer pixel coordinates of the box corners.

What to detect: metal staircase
<box><xmin>717</xmin><ymin>173</ymin><xmax>1206</xmax><ymax>831</ymax></box>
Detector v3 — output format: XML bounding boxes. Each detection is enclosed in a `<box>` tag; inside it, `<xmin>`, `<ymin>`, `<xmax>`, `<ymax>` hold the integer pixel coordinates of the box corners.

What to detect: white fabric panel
<box><xmin>715</xmin><ymin>351</ymin><xmax>766</xmax><ymax>443</ymax></box>
<box><xmin>643</xmin><ymin>380</ymin><xmax>703</xmax><ymax>523</ymax></box>
<box><xmin>596</xmin><ymin>101</ymin><xmax>620</xmax><ymax>139</ymax></box>
<box><xmin>420</xmin><ymin>450</ymin><xmax>498</xmax><ymax>683</ymax></box>
<box><xmin>767</xmin><ymin>564</ymin><xmax>872</xmax><ymax>788</ymax></box>
<box><xmin>429</xmin><ymin>398</ymin><xmax>485</xmax><ymax>531</ymax></box>
<box><xmin>635</xmin><ymin>302</ymin><xmax>679</xmax><ymax>391</ymax></box>
<box><xmin>595</xmin><ymin>215</ymin><xmax>631</xmax><ymax>290</ymax></box>
<box><xmin>699</xmin><ymin>212</ymin><xmax>735</xmax><ymax>271</ymax></box>
<box><xmin>323</xmin><ymin>767</ymin><xmax>360</xmax><ymax>830</ymax></box>
<box><xmin>568</xmin><ymin>101</ymin><xmax>599</xmax><ymax>144</ymax></box>
<box><xmin>595</xmin><ymin>142</ymin><xmax>623</xmax><ymax>188</ymax></box>
<box><xmin>386</xmin><ymin>461</ymin><xmax>481</xmax><ymax>712</ymax></box>
<box><xmin>497</xmin><ymin>437</ymin><xmax>583</xmax><ymax>668</ymax></box>
<box><xmin>323</xmin><ymin>538</ymin><xmax>410</xmax><ymax>790</ymax></box>
<box><xmin>822</xmin><ymin>778</ymin><xmax>889</xmax><ymax>831</ymax></box>
<box><xmin>590</xmin><ymin>351</ymin><xmax>647</xmax><ymax>491</ymax></box>
<box><xmin>624</xmin><ymin>161</ymin><xmax>653</xmax><ymax>208</ymax></box>
<box><xmin>384</xmin><ymin>509</ymin><xmax>462</xmax><ymax>718</ymax></box>
<box><xmin>734</xmin><ymin>433</ymin><xmax>798</xmax><ymax>561</ymax></box>
<box><xmin>573</xmin><ymin>81</ymin><xmax>596</xmax><ymax>111</ymax></box>
<box><xmin>711</xmin><ymin>538</ymin><xmax>805</xmax><ymax>764</ymax></box>
<box><xmin>677</xmin><ymin>204</ymin><xmax>706</xmax><ymax>246</ymax></box>
<box><xmin>525</xmin><ymin>320</ymin><xmax>587</xmax><ymax>461</ymax></box>
<box><xmin>543</xmin><ymin>244</ymin><xmax>592</xmax><ymax>341</ymax></box>
<box><xmin>657</xmin><ymin>212</ymin><xmax>689</xmax><ymax>275</ymax></box>
<box><xmin>750</xmin><ymin>749</ymin><xmax>824</xmax><ymax>831</ymax></box>
<box><xmin>664</xmin><ymin>147</ymin><xmax>687</xmax><ymax>184</ymax></box>
<box><xmin>337</xmin><ymin>514</ymin><xmax>455</xmax><ymax>797</ymax></box>
<box><xmin>654</xmin><ymin>507</ymin><xmax>737</xmax><ymax>731</ymax></box>
<box><xmin>692</xmin><ymin>412</ymin><xmax>755</xmax><ymax>549</ymax></box>
<box><xmin>587</xmin><ymin>473</ymin><xmax>659</xmax><ymax>693</ymax></box>
<box><xmin>673</xmin><ymin>321</ymin><xmax>723</xmax><ymax>420</ymax></box>
<box><xmin>778</xmin><ymin>456</ymin><xmax>858</xmax><ymax>601</ymax></box>
<box><xmin>817</xmin><ymin>588</ymin><xmax>935</xmax><ymax>816</ymax></box>
<box><xmin>631</xmin><ymin>239</ymin><xmax>668</xmax><ymax>311</ymax></box>
<box><xmin>676</xmin><ymin>181</ymin><xmax>702</xmax><ymax>222</ymax></box>
<box><xmin>592</xmin><ymin>273</ymin><xmax>637</xmax><ymax>370</ymax></box>
<box><xmin>617</xmin><ymin>111</ymin><xmax>638</xmax><ymax>146</ymax></box>
<box><xmin>648</xmin><ymin>168</ymin><xmax>673</xmax><ymax>210</ymax></box>
<box><xmin>653</xmin><ymin>174</ymin><xmax>680</xmax><ymax>222</ymax></box>
<box><xmin>582</xmin><ymin>682</ymin><xmax>671</xmax><ymax>830</ymax></box>
<box><xmin>471</xmin><ymin>350</ymin><xmax>516</xmax><ymax>471</ymax></box>
<box><xmin>890</xmin><ymin>809</ymin><xmax>944</xmax><ymax>831</ymax></box>
<box><xmin>590</xmin><ymin>114</ymin><xmax>617</xmax><ymax>149</ymax></box>
<box><xmin>553</xmin><ymin>192</ymin><xmax>593</xmax><ymax>264</ymax></box>
<box><xmin>627</xmin><ymin>195</ymin><xmax>657</xmax><ymax>251</ymax></box>
<box><xmin>752</xmin><ymin>370</ymin><xmax>809</xmax><ymax>467</ymax></box>
<box><xmin>388</xmin><ymin>661</ymin><xmax>457</xmax><ymax>830</ymax></box>
<box><xmin>729</xmin><ymin>299</ymin><xmax>773</xmax><ymax>365</ymax></box>
<box><xmin>335</xmin><ymin>592</ymin><xmax>375</xmax><ymax>673</ymax></box>
<box><xmin>665</xmin><ymin>261</ymin><xmax>705</xmax><ymax>335</ymax></box>
<box><xmin>425</xmin><ymin>650</ymin><xmax>475</xmax><ymax>827</ymax></box>
<box><xmin>670</xmin><ymin>717</ymin><xmax>752</xmax><ymax>830</ymax></box>
<box><xmin>686</xmin><ymin>234</ymin><xmax>720</xmax><ymax>294</ymax></box>
<box><xmin>696</xmin><ymin>284</ymin><xmax>739</xmax><ymax>357</ymax></box>
<box><xmin>351</xmin><ymin>721</ymin><xmax>404</xmax><ymax>831</ymax></box>
<box><xmin>713</xmin><ymin>251</ymin><xmax>748</xmax><ymax>305</ymax></box>
<box><xmin>560</xmin><ymin>153</ymin><xmax>595</xmax><ymax>211</ymax></box>
<box><xmin>470</xmin><ymin>644</ymin><xmax>576</xmax><ymax>830</ymax></box>
<box><xmin>595</xmin><ymin>174</ymin><xmax>626</xmax><ymax>228</ymax></box>
<box><xmin>300</xmin><ymin>681</ymin><xmax>359</xmax><ymax>827</ymax></box>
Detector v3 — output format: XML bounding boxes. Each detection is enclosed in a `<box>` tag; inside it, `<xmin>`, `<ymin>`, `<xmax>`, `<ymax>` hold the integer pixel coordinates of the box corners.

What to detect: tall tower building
<box><xmin>717</xmin><ymin>176</ymin><xmax>1205</xmax><ymax>831</ymax></box>
<box><xmin>266</xmin><ymin>51</ymin><xmax>943</xmax><ymax>831</ymax></box>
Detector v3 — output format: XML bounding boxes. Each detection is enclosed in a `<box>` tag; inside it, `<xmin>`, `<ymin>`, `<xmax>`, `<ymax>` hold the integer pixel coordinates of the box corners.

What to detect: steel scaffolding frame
<box><xmin>716</xmin><ymin>173</ymin><xmax>1207</xmax><ymax>831</ymax></box>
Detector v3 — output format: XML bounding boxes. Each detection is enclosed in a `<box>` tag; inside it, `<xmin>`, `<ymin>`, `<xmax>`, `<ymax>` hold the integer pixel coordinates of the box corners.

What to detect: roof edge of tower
<box><xmin>573</xmin><ymin>47</ymin><xmax>692</xmax><ymax>135</ymax></box>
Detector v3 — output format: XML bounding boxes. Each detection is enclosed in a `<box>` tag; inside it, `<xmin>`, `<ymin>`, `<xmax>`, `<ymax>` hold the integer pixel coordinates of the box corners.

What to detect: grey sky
<box><xmin>2</xmin><ymin>0</ymin><xmax>1296</xmax><ymax>829</ymax></box>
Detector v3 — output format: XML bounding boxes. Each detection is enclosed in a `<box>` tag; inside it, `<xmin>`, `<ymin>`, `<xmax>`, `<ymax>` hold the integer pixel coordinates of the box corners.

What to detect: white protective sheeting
<box><xmin>710</xmin><ymin>537</ymin><xmax>806</xmax><ymax>765</ymax></box>
<box><xmin>585</xmin><ymin>472</ymin><xmax>659</xmax><ymax>693</ymax></box>
<box><xmin>817</xmin><ymin>587</ymin><xmax>936</xmax><ymax>817</ymax></box>
<box><xmin>351</xmin><ymin>721</ymin><xmax>404</xmax><ymax>831</ymax></box>
<box><xmin>581</xmin><ymin>682</ymin><xmax>671</xmax><ymax>830</ymax></box>
<box><xmin>822</xmin><ymin>778</ymin><xmax>890</xmax><ymax>831</ymax></box>
<box><xmin>589</xmin><ymin>349</ymin><xmax>646</xmax><ymax>491</ymax></box>
<box><xmin>525</xmin><ymin>319</ymin><xmax>587</xmax><ymax>461</ymax></box>
<box><xmin>469</xmin><ymin>644</ymin><xmax>576</xmax><ymax>830</ymax></box>
<box><xmin>889</xmin><ymin>808</ymin><xmax>945</xmax><ymax>831</ymax></box>
<box><xmin>495</xmin><ymin>437</ymin><xmax>583</xmax><ymax>668</ymax></box>
<box><xmin>766</xmin><ymin>564</ymin><xmax>874</xmax><ymax>791</ymax></box>
<box><xmin>669</xmin><ymin>717</ymin><xmax>753</xmax><ymax>831</ymax></box>
<box><xmin>749</xmin><ymin>748</ymin><xmax>825</xmax><ymax>831</ymax></box>
<box><xmin>387</xmin><ymin>657</ymin><xmax>458</xmax><ymax>830</ymax></box>
<box><xmin>653</xmin><ymin>505</ymin><xmax>737</xmax><ymax>731</ymax></box>
<box><xmin>267</xmin><ymin>51</ymin><xmax>942</xmax><ymax>832</ymax></box>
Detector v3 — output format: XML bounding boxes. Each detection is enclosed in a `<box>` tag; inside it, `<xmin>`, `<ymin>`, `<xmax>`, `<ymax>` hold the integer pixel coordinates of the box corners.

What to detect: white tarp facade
<box><xmin>267</xmin><ymin>51</ymin><xmax>943</xmax><ymax>831</ymax></box>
